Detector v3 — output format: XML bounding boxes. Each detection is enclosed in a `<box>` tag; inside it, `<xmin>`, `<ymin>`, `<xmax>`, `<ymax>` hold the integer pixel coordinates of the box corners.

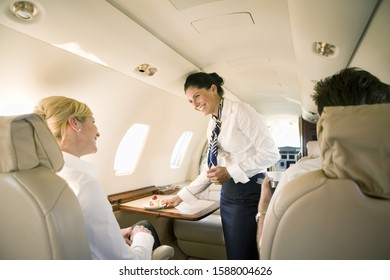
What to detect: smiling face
<box><xmin>185</xmin><ymin>84</ymin><xmax>221</xmax><ymax>117</ymax></box>
<box><xmin>77</xmin><ymin>116</ymin><xmax>100</xmax><ymax>156</ymax></box>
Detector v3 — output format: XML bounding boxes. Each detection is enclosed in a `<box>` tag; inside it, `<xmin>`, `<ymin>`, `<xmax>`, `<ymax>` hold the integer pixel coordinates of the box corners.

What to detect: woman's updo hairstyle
<box><xmin>34</xmin><ymin>96</ymin><xmax>92</xmax><ymax>142</ymax></box>
<box><xmin>184</xmin><ymin>72</ymin><xmax>224</xmax><ymax>97</ymax></box>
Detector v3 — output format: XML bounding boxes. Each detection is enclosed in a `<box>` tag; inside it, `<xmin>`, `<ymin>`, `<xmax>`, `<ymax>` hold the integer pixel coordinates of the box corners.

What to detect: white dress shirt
<box><xmin>58</xmin><ymin>152</ymin><xmax>154</xmax><ymax>260</ymax></box>
<box><xmin>178</xmin><ymin>98</ymin><xmax>280</xmax><ymax>204</ymax></box>
<box><xmin>277</xmin><ymin>157</ymin><xmax>322</xmax><ymax>191</ymax></box>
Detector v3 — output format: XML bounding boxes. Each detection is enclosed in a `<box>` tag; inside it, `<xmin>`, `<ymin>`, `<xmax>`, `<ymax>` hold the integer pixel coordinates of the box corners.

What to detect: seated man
<box><xmin>277</xmin><ymin>140</ymin><xmax>321</xmax><ymax>188</ymax></box>
<box><xmin>256</xmin><ymin>67</ymin><xmax>390</xmax><ymax>253</ymax></box>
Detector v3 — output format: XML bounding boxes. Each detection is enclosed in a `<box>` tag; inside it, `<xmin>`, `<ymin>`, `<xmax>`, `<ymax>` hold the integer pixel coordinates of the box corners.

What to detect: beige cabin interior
<box><xmin>0</xmin><ymin>0</ymin><xmax>389</xmax><ymax>260</ymax></box>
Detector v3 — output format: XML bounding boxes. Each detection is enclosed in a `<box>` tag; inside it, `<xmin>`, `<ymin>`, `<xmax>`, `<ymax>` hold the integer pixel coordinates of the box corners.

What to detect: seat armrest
<box><xmin>152</xmin><ymin>245</ymin><xmax>175</xmax><ymax>260</ymax></box>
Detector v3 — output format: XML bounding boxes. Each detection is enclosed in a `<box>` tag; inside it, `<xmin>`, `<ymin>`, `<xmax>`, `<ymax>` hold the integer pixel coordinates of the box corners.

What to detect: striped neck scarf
<box><xmin>207</xmin><ymin>98</ymin><xmax>224</xmax><ymax>169</ymax></box>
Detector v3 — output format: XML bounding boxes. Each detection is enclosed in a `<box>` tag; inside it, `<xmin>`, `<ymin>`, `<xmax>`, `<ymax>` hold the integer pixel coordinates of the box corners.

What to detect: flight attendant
<box><xmin>163</xmin><ymin>72</ymin><xmax>280</xmax><ymax>259</ymax></box>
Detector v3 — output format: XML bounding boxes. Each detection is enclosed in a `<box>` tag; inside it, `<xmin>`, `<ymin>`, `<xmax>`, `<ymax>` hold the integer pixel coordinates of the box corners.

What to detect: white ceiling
<box><xmin>0</xmin><ymin>0</ymin><xmax>388</xmax><ymax>122</ymax></box>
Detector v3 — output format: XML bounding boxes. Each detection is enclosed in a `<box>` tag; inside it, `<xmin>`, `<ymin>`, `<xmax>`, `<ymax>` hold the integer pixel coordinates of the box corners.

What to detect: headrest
<box><xmin>0</xmin><ymin>113</ymin><xmax>63</xmax><ymax>173</ymax></box>
<box><xmin>317</xmin><ymin>104</ymin><xmax>390</xmax><ymax>199</ymax></box>
<box><xmin>306</xmin><ymin>141</ymin><xmax>320</xmax><ymax>158</ymax></box>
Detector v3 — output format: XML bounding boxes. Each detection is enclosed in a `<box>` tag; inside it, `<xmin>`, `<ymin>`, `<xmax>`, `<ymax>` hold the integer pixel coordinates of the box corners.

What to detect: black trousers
<box><xmin>220</xmin><ymin>174</ymin><xmax>264</xmax><ymax>260</ymax></box>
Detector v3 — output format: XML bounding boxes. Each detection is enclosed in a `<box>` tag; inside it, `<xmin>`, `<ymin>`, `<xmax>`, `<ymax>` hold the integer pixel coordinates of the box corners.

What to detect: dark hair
<box><xmin>184</xmin><ymin>72</ymin><xmax>225</xmax><ymax>97</ymax></box>
<box><xmin>312</xmin><ymin>67</ymin><xmax>390</xmax><ymax>115</ymax></box>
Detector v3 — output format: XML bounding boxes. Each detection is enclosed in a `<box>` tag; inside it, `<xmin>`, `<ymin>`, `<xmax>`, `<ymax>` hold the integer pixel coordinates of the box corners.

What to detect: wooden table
<box><xmin>119</xmin><ymin>194</ymin><xmax>220</xmax><ymax>221</ymax></box>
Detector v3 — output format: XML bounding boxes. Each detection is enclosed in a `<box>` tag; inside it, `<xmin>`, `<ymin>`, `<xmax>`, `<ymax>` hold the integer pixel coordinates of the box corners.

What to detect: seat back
<box><xmin>306</xmin><ymin>140</ymin><xmax>320</xmax><ymax>159</ymax></box>
<box><xmin>0</xmin><ymin>114</ymin><xmax>90</xmax><ymax>259</ymax></box>
<box><xmin>260</xmin><ymin>104</ymin><xmax>390</xmax><ymax>259</ymax></box>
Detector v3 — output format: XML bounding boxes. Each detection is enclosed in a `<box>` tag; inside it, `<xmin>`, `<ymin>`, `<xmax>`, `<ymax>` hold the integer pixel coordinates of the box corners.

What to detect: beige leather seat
<box><xmin>174</xmin><ymin>210</ymin><xmax>226</xmax><ymax>259</ymax></box>
<box><xmin>0</xmin><ymin>113</ymin><xmax>91</xmax><ymax>259</ymax></box>
<box><xmin>174</xmin><ymin>184</ymin><xmax>226</xmax><ymax>259</ymax></box>
<box><xmin>260</xmin><ymin>104</ymin><xmax>390</xmax><ymax>259</ymax></box>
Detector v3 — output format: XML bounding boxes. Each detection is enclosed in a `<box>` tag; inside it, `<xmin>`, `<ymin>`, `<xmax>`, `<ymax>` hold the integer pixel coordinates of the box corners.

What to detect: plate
<box><xmin>143</xmin><ymin>204</ymin><xmax>166</xmax><ymax>210</ymax></box>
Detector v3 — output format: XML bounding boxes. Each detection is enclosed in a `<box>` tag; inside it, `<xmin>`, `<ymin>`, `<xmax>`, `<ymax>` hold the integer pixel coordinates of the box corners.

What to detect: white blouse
<box><xmin>178</xmin><ymin>98</ymin><xmax>280</xmax><ymax>204</ymax></box>
<box><xmin>58</xmin><ymin>152</ymin><xmax>154</xmax><ymax>260</ymax></box>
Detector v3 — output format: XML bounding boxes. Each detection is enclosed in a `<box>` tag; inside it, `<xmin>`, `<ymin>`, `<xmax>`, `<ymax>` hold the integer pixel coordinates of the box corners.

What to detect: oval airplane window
<box><xmin>114</xmin><ymin>123</ymin><xmax>150</xmax><ymax>175</ymax></box>
<box><xmin>170</xmin><ymin>131</ymin><xmax>193</xmax><ymax>169</ymax></box>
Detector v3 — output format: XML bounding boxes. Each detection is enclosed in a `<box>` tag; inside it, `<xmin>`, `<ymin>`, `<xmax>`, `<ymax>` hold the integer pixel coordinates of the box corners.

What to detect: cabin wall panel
<box><xmin>0</xmin><ymin>24</ymin><xmax>208</xmax><ymax>195</ymax></box>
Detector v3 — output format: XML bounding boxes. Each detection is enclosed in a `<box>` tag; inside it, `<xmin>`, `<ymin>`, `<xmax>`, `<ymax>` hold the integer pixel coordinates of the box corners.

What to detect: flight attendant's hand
<box><xmin>207</xmin><ymin>166</ymin><xmax>231</xmax><ymax>184</ymax></box>
<box><xmin>162</xmin><ymin>195</ymin><xmax>183</xmax><ymax>208</ymax></box>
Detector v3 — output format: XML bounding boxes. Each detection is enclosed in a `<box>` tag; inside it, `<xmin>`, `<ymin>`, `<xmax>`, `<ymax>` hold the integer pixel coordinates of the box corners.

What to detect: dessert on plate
<box><xmin>148</xmin><ymin>195</ymin><xmax>163</xmax><ymax>208</ymax></box>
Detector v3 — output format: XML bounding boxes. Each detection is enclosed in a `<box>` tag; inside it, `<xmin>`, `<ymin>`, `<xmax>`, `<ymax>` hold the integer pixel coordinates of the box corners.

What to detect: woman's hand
<box><xmin>121</xmin><ymin>227</ymin><xmax>133</xmax><ymax>246</ymax></box>
<box><xmin>122</xmin><ymin>225</ymin><xmax>151</xmax><ymax>246</ymax></box>
<box><xmin>207</xmin><ymin>166</ymin><xmax>231</xmax><ymax>184</ymax></box>
<box><xmin>161</xmin><ymin>194</ymin><xmax>183</xmax><ymax>208</ymax></box>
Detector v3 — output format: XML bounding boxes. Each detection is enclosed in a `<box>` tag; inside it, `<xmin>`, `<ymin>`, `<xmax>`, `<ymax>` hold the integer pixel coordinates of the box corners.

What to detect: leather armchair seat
<box><xmin>174</xmin><ymin>184</ymin><xmax>226</xmax><ymax>259</ymax></box>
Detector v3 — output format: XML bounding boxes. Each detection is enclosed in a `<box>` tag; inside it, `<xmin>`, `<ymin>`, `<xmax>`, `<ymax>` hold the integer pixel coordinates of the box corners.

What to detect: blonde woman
<box><xmin>34</xmin><ymin>96</ymin><xmax>159</xmax><ymax>260</ymax></box>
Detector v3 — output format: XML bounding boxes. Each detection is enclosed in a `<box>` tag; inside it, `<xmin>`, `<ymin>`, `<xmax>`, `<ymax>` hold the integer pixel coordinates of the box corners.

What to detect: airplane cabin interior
<box><xmin>0</xmin><ymin>0</ymin><xmax>389</xmax><ymax>262</ymax></box>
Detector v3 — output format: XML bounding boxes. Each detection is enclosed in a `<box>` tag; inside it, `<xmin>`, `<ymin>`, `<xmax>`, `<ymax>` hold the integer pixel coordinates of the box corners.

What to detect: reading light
<box><xmin>315</xmin><ymin>42</ymin><xmax>336</xmax><ymax>57</ymax></box>
<box><xmin>135</xmin><ymin>63</ymin><xmax>158</xmax><ymax>76</ymax></box>
<box><xmin>136</xmin><ymin>63</ymin><xmax>149</xmax><ymax>73</ymax></box>
<box><xmin>145</xmin><ymin>67</ymin><xmax>158</xmax><ymax>76</ymax></box>
<box><xmin>10</xmin><ymin>1</ymin><xmax>39</xmax><ymax>20</ymax></box>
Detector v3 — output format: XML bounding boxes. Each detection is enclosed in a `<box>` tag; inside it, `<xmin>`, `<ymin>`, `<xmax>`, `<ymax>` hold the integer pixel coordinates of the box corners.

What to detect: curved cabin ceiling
<box><xmin>109</xmin><ymin>0</ymin><xmax>302</xmax><ymax>117</ymax></box>
<box><xmin>0</xmin><ymin>0</ymin><xmax>388</xmax><ymax>122</ymax></box>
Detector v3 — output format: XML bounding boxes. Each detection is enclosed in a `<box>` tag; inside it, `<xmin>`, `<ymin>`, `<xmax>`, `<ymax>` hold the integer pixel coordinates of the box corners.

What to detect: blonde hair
<box><xmin>34</xmin><ymin>96</ymin><xmax>92</xmax><ymax>142</ymax></box>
